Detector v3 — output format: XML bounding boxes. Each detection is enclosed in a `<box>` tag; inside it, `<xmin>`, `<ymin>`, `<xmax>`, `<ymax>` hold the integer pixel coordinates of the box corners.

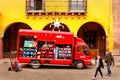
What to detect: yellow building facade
<box><xmin>0</xmin><ymin>0</ymin><xmax>113</xmax><ymax>58</ymax></box>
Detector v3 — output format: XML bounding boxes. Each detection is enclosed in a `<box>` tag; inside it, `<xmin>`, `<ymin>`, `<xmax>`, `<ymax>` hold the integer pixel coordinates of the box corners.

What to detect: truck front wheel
<box><xmin>75</xmin><ymin>61</ymin><xmax>84</xmax><ymax>69</ymax></box>
<box><xmin>30</xmin><ymin>60</ymin><xmax>40</xmax><ymax>69</ymax></box>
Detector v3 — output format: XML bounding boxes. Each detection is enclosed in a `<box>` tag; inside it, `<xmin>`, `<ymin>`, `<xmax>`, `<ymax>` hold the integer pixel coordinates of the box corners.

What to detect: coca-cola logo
<box><xmin>56</xmin><ymin>35</ymin><xmax>62</xmax><ymax>38</ymax></box>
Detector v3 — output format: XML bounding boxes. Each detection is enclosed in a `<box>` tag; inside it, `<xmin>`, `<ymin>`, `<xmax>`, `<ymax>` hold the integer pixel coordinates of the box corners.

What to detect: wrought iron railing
<box><xmin>26</xmin><ymin>0</ymin><xmax>87</xmax><ymax>13</ymax></box>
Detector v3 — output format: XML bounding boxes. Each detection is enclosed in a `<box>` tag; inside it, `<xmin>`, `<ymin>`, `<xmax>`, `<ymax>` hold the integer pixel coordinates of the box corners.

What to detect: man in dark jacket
<box><xmin>105</xmin><ymin>52</ymin><xmax>114</xmax><ymax>76</ymax></box>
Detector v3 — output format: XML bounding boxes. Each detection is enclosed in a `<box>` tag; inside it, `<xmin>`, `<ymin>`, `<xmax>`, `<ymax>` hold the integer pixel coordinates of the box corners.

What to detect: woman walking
<box><xmin>92</xmin><ymin>53</ymin><xmax>104</xmax><ymax>80</ymax></box>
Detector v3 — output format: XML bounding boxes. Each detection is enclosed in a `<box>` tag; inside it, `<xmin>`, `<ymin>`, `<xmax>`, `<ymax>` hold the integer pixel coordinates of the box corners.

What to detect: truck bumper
<box><xmin>84</xmin><ymin>60</ymin><xmax>91</xmax><ymax>66</ymax></box>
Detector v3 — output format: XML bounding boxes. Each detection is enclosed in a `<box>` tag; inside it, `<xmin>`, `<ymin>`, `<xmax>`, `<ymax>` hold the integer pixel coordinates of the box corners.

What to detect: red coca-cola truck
<box><xmin>16</xmin><ymin>29</ymin><xmax>93</xmax><ymax>69</ymax></box>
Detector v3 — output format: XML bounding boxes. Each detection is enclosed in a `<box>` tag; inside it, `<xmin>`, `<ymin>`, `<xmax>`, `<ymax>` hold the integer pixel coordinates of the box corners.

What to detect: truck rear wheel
<box><xmin>75</xmin><ymin>61</ymin><xmax>84</xmax><ymax>69</ymax></box>
<box><xmin>30</xmin><ymin>60</ymin><xmax>40</xmax><ymax>69</ymax></box>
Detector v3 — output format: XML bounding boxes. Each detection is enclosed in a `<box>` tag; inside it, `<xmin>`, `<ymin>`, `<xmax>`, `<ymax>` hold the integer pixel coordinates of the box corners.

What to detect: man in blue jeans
<box><xmin>105</xmin><ymin>52</ymin><xmax>114</xmax><ymax>76</ymax></box>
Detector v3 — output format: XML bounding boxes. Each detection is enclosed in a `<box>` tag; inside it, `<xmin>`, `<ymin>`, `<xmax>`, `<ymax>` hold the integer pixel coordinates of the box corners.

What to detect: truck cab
<box><xmin>72</xmin><ymin>37</ymin><xmax>93</xmax><ymax>69</ymax></box>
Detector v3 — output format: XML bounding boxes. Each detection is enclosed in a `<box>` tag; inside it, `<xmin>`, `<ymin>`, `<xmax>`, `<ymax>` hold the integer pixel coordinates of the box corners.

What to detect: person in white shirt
<box><xmin>92</xmin><ymin>53</ymin><xmax>104</xmax><ymax>80</ymax></box>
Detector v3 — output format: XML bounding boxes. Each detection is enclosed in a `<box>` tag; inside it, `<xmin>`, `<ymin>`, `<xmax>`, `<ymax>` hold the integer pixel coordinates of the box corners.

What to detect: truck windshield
<box><xmin>78</xmin><ymin>46</ymin><xmax>90</xmax><ymax>56</ymax></box>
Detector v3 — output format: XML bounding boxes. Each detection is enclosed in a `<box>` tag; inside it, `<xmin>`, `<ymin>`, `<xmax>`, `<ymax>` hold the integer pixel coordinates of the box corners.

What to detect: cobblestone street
<box><xmin>0</xmin><ymin>58</ymin><xmax>120</xmax><ymax>80</ymax></box>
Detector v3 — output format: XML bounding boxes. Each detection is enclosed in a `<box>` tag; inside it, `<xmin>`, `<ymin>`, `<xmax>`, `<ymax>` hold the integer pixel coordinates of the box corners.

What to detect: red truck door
<box><xmin>73</xmin><ymin>43</ymin><xmax>92</xmax><ymax>69</ymax></box>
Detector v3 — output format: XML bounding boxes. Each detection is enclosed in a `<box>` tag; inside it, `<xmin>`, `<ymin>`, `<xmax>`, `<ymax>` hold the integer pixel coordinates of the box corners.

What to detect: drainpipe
<box><xmin>109</xmin><ymin>0</ymin><xmax>113</xmax><ymax>52</ymax></box>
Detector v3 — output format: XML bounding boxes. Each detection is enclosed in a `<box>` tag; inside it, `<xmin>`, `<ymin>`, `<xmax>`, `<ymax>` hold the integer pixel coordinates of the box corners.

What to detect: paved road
<box><xmin>0</xmin><ymin>59</ymin><xmax>120</xmax><ymax>80</ymax></box>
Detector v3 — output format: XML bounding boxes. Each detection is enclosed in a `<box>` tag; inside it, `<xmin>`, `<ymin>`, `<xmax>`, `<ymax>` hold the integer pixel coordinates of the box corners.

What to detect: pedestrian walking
<box><xmin>105</xmin><ymin>52</ymin><xmax>114</xmax><ymax>76</ymax></box>
<box><xmin>92</xmin><ymin>53</ymin><xmax>104</xmax><ymax>80</ymax></box>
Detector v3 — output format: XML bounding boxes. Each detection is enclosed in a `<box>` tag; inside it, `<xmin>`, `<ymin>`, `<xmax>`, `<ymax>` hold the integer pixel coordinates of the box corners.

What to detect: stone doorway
<box><xmin>3</xmin><ymin>22</ymin><xmax>31</xmax><ymax>58</ymax></box>
<box><xmin>77</xmin><ymin>22</ymin><xmax>106</xmax><ymax>57</ymax></box>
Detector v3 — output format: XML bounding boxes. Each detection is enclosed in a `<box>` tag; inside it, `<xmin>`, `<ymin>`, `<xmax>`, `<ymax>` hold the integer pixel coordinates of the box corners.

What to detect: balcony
<box><xmin>26</xmin><ymin>0</ymin><xmax>87</xmax><ymax>18</ymax></box>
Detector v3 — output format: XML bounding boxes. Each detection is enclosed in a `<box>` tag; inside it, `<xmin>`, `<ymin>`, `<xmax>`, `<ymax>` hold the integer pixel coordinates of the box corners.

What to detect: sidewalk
<box><xmin>0</xmin><ymin>58</ymin><xmax>120</xmax><ymax>80</ymax></box>
<box><xmin>115</xmin><ymin>61</ymin><xmax>120</xmax><ymax>67</ymax></box>
<box><xmin>0</xmin><ymin>58</ymin><xmax>9</xmax><ymax>64</ymax></box>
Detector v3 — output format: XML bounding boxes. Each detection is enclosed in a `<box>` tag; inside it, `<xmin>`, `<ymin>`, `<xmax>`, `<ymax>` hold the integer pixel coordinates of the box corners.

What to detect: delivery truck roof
<box><xmin>18</xmin><ymin>29</ymin><xmax>74</xmax><ymax>44</ymax></box>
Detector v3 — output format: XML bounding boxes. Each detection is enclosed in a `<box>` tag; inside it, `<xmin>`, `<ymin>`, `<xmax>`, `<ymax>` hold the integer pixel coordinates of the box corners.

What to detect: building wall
<box><xmin>112</xmin><ymin>0</ymin><xmax>120</xmax><ymax>62</ymax></box>
<box><xmin>0</xmin><ymin>0</ymin><xmax>113</xmax><ymax>58</ymax></box>
<box><xmin>113</xmin><ymin>0</ymin><xmax>120</xmax><ymax>49</ymax></box>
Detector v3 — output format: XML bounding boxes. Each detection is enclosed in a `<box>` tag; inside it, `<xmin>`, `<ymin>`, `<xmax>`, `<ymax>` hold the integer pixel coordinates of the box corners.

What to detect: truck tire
<box><xmin>30</xmin><ymin>60</ymin><xmax>40</xmax><ymax>69</ymax></box>
<box><xmin>75</xmin><ymin>61</ymin><xmax>84</xmax><ymax>69</ymax></box>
